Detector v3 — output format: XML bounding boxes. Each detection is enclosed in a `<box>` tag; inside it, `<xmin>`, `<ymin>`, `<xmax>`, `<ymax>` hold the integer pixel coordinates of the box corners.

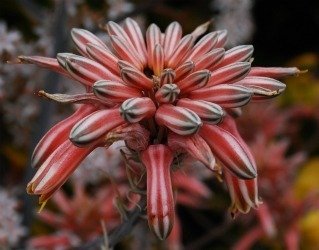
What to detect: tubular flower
<box><xmin>19</xmin><ymin>18</ymin><xmax>298</xmax><ymax>239</ymax></box>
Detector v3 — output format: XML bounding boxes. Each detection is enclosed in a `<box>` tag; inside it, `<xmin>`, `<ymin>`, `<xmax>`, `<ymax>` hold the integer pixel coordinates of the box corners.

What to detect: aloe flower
<box><xmin>18</xmin><ymin>18</ymin><xmax>299</xmax><ymax>239</ymax></box>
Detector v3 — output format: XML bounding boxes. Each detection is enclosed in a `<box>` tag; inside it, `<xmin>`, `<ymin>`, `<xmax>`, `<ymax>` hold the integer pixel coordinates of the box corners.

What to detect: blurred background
<box><xmin>0</xmin><ymin>0</ymin><xmax>319</xmax><ymax>249</ymax></box>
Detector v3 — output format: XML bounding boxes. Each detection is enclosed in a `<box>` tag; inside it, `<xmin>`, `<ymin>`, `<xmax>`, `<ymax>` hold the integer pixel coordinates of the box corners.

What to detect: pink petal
<box><xmin>218</xmin><ymin>115</ymin><xmax>257</xmax><ymax>170</ymax></box>
<box><xmin>155</xmin><ymin>104</ymin><xmax>202</xmax><ymax>135</ymax></box>
<box><xmin>69</xmin><ymin>108</ymin><xmax>126</xmax><ymax>146</ymax></box>
<box><xmin>106</xmin><ymin>21</ymin><xmax>133</xmax><ymax>44</ymax></box>
<box><xmin>194</xmin><ymin>48</ymin><xmax>225</xmax><ymax>71</ymax></box>
<box><xmin>235</xmin><ymin>76</ymin><xmax>286</xmax><ymax>100</ymax></box>
<box><xmin>31</xmin><ymin>105</ymin><xmax>96</xmax><ymax>168</ymax></box>
<box><xmin>71</xmin><ymin>28</ymin><xmax>108</xmax><ymax>57</ymax></box>
<box><xmin>163</xmin><ymin>22</ymin><xmax>183</xmax><ymax>63</ymax></box>
<box><xmin>110</xmin><ymin>35</ymin><xmax>144</xmax><ymax>70</ymax></box>
<box><xmin>155</xmin><ymin>83</ymin><xmax>180</xmax><ymax>104</ymax></box>
<box><xmin>146</xmin><ymin>23</ymin><xmax>162</xmax><ymax>68</ymax></box>
<box><xmin>140</xmin><ymin>144</ymin><xmax>175</xmax><ymax>240</ymax></box>
<box><xmin>117</xmin><ymin>59</ymin><xmax>138</xmax><ymax>70</ymax></box>
<box><xmin>200</xmin><ymin>124</ymin><xmax>257</xmax><ymax>179</ymax></box>
<box><xmin>166</xmin><ymin>34</ymin><xmax>193</xmax><ymax>69</ymax></box>
<box><xmin>174</xmin><ymin>60</ymin><xmax>195</xmax><ymax>82</ymax></box>
<box><xmin>189</xmin><ymin>84</ymin><xmax>252</xmax><ymax>108</ymax></box>
<box><xmin>93</xmin><ymin>79</ymin><xmax>142</xmax><ymax>103</ymax></box>
<box><xmin>120</xmin><ymin>97</ymin><xmax>156</xmax><ymax>123</ymax></box>
<box><xmin>216</xmin><ymin>45</ymin><xmax>254</xmax><ymax>68</ymax></box>
<box><xmin>120</xmin><ymin>67</ymin><xmax>153</xmax><ymax>90</ymax></box>
<box><xmin>177</xmin><ymin>98</ymin><xmax>224</xmax><ymax>124</ymax></box>
<box><xmin>224</xmin><ymin>170</ymin><xmax>259</xmax><ymax>216</ymax></box>
<box><xmin>186</xmin><ymin>32</ymin><xmax>218</xmax><ymax>60</ymax></box>
<box><xmin>17</xmin><ymin>56</ymin><xmax>67</xmax><ymax>76</ymax></box>
<box><xmin>152</xmin><ymin>44</ymin><xmax>164</xmax><ymax>76</ymax></box>
<box><xmin>207</xmin><ymin>62</ymin><xmax>251</xmax><ymax>86</ymax></box>
<box><xmin>248</xmin><ymin>66</ymin><xmax>301</xmax><ymax>78</ymax></box>
<box><xmin>215</xmin><ymin>30</ymin><xmax>228</xmax><ymax>48</ymax></box>
<box><xmin>59</xmin><ymin>54</ymin><xmax>121</xmax><ymax>86</ymax></box>
<box><xmin>123</xmin><ymin>18</ymin><xmax>148</xmax><ymax>65</ymax></box>
<box><xmin>86</xmin><ymin>43</ymin><xmax>120</xmax><ymax>75</ymax></box>
<box><xmin>168</xmin><ymin>132</ymin><xmax>216</xmax><ymax>171</ymax></box>
<box><xmin>29</xmin><ymin>140</ymin><xmax>95</xmax><ymax>195</ymax></box>
<box><xmin>176</xmin><ymin>69</ymin><xmax>211</xmax><ymax>93</ymax></box>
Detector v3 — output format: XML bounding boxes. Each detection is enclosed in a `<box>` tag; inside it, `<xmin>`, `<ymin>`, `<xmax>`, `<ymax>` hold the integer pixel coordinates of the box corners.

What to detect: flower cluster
<box><xmin>19</xmin><ymin>18</ymin><xmax>299</xmax><ymax>239</ymax></box>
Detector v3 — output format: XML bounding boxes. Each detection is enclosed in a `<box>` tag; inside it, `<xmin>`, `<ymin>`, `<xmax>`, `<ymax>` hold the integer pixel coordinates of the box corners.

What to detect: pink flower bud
<box><xmin>141</xmin><ymin>145</ymin><xmax>175</xmax><ymax>240</ymax></box>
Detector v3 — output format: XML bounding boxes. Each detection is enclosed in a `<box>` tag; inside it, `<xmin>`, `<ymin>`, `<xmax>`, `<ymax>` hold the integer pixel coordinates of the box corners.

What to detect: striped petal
<box><xmin>248</xmin><ymin>67</ymin><xmax>301</xmax><ymax>78</ymax></box>
<box><xmin>186</xmin><ymin>32</ymin><xmax>218</xmax><ymax>60</ymax></box>
<box><xmin>71</xmin><ymin>28</ymin><xmax>108</xmax><ymax>57</ymax></box>
<box><xmin>146</xmin><ymin>24</ymin><xmax>162</xmax><ymax>68</ymax></box>
<box><xmin>224</xmin><ymin>170</ymin><xmax>260</xmax><ymax>216</ymax></box>
<box><xmin>174</xmin><ymin>61</ymin><xmax>195</xmax><ymax>82</ymax></box>
<box><xmin>28</xmin><ymin>140</ymin><xmax>95</xmax><ymax>196</ymax></box>
<box><xmin>177</xmin><ymin>99</ymin><xmax>224</xmax><ymax>124</ymax></box>
<box><xmin>120</xmin><ymin>97</ymin><xmax>156</xmax><ymax>123</ymax></box>
<box><xmin>215</xmin><ymin>30</ymin><xmax>228</xmax><ymax>48</ymax></box>
<box><xmin>160</xmin><ymin>68</ymin><xmax>176</xmax><ymax>85</ymax></box>
<box><xmin>189</xmin><ymin>84</ymin><xmax>252</xmax><ymax>108</ymax></box>
<box><xmin>61</xmin><ymin>54</ymin><xmax>121</xmax><ymax>86</ymax></box>
<box><xmin>93</xmin><ymin>80</ymin><xmax>142</xmax><ymax>103</ymax></box>
<box><xmin>110</xmin><ymin>35</ymin><xmax>143</xmax><ymax>70</ymax></box>
<box><xmin>106</xmin><ymin>21</ymin><xmax>132</xmax><ymax>44</ymax></box>
<box><xmin>152</xmin><ymin>44</ymin><xmax>164</xmax><ymax>76</ymax></box>
<box><xmin>199</xmin><ymin>124</ymin><xmax>257</xmax><ymax>179</ymax></box>
<box><xmin>117</xmin><ymin>60</ymin><xmax>138</xmax><ymax>70</ymax></box>
<box><xmin>140</xmin><ymin>144</ymin><xmax>175</xmax><ymax>240</ymax></box>
<box><xmin>176</xmin><ymin>69</ymin><xmax>211</xmax><ymax>93</ymax></box>
<box><xmin>121</xmin><ymin>67</ymin><xmax>153</xmax><ymax>90</ymax></box>
<box><xmin>31</xmin><ymin>105</ymin><xmax>96</xmax><ymax>168</ymax></box>
<box><xmin>168</xmin><ymin>132</ymin><xmax>216</xmax><ymax>171</ymax></box>
<box><xmin>123</xmin><ymin>18</ymin><xmax>148</xmax><ymax>65</ymax></box>
<box><xmin>155</xmin><ymin>104</ymin><xmax>202</xmax><ymax>135</ymax></box>
<box><xmin>69</xmin><ymin>108</ymin><xmax>126</xmax><ymax>146</ymax></box>
<box><xmin>17</xmin><ymin>56</ymin><xmax>67</xmax><ymax>76</ymax></box>
<box><xmin>194</xmin><ymin>48</ymin><xmax>225</xmax><ymax>71</ymax></box>
<box><xmin>217</xmin><ymin>45</ymin><xmax>254</xmax><ymax>68</ymax></box>
<box><xmin>155</xmin><ymin>84</ymin><xmax>180</xmax><ymax>104</ymax></box>
<box><xmin>207</xmin><ymin>62</ymin><xmax>251</xmax><ymax>86</ymax></box>
<box><xmin>167</xmin><ymin>34</ymin><xmax>193</xmax><ymax>69</ymax></box>
<box><xmin>235</xmin><ymin>76</ymin><xmax>286</xmax><ymax>100</ymax></box>
<box><xmin>86</xmin><ymin>43</ymin><xmax>119</xmax><ymax>75</ymax></box>
<box><xmin>163</xmin><ymin>22</ymin><xmax>182</xmax><ymax>63</ymax></box>
<box><xmin>219</xmin><ymin>115</ymin><xmax>257</xmax><ymax>173</ymax></box>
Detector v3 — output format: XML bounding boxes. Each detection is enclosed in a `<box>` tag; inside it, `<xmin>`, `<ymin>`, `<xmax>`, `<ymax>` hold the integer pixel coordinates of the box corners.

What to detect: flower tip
<box><xmin>151</xmin><ymin>215</ymin><xmax>173</xmax><ymax>240</ymax></box>
<box><xmin>26</xmin><ymin>182</ymin><xmax>34</xmax><ymax>194</ymax></box>
<box><xmin>70</xmin><ymin>28</ymin><xmax>83</xmax><ymax>37</ymax></box>
<box><xmin>242</xmin><ymin>169</ymin><xmax>257</xmax><ymax>180</ymax></box>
